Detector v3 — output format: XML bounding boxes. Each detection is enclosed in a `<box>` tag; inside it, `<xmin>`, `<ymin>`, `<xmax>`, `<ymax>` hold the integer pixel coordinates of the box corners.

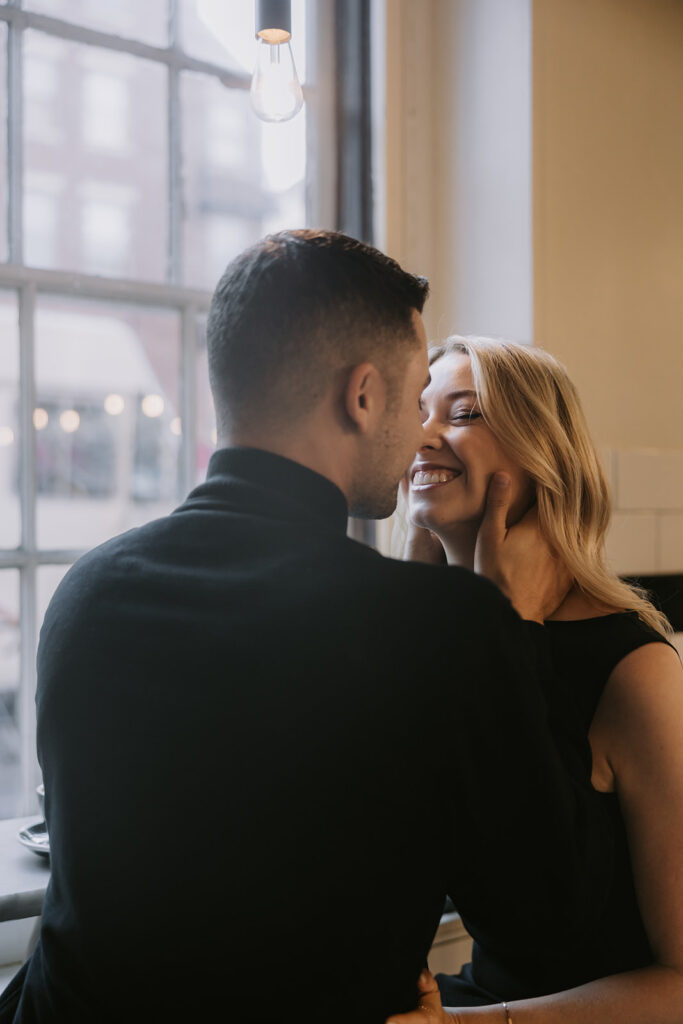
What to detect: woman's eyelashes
<box><xmin>419</xmin><ymin>399</ymin><xmax>482</xmax><ymax>425</ymax></box>
<box><xmin>450</xmin><ymin>407</ymin><xmax>481</xmax><ymax>424</ymax></box>
<box><xmin>419</xmin><ymin>395</ymin><xmax>483</xmax><ymax>423</ymax></box>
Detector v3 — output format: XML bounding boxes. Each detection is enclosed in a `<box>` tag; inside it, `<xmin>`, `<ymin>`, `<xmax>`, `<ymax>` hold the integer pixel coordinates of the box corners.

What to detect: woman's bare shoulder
<box><xmin>590</xmin><ymin>641</ymin><xmax>682</xmax><ymax>792</ymax></box>
<box><xmin>594</xmin><ymin>642</ymin><xmax>682</xmax><ymax>755</ymax></box>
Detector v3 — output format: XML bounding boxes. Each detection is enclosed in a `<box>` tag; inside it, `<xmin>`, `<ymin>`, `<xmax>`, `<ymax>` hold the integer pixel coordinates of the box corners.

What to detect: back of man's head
<box><xmin>206</xmin><ymin>229</ymin><xmax>429</xmax><ymax>436</ymax></box>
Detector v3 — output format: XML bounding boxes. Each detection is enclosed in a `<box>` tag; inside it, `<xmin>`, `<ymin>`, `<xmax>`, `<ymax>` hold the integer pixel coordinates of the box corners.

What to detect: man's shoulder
<box><xmin>358</xmin><ymin>545</ymin><xmax>501</xmax><ymax>592</ymax></box>
<box><xmin>338</xmin><ymin>542</ymin><xmax>514</xmax><ymax>617</ymax></box>
<box><xmin>45</xmin><ymin>519</ymin><xmax>167</xmax><ymax>611</ymax></box>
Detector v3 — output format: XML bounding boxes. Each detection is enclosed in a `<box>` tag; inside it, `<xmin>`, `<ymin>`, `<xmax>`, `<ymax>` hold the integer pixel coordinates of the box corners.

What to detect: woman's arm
<box><xmin>388</xmin><ymin>641</ymin><xmax>683</xmax><ymax>1024</ymax></box>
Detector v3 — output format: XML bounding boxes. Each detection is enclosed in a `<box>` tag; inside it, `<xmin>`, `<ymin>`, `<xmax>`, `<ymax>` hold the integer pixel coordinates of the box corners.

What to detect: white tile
<box><xmin>615</xmin><ymin>449</ymin><xmax>683</xmax><ymax>511</ymax></box>
<box><xmin>658</xmin><ymin>515</ymin><xmax>683</xmax><ymax>572</ymax></box>
<box><xmin>605</xmin><ymin>513</ymin><xmax>658</xmax><ymax>575</ymax></box>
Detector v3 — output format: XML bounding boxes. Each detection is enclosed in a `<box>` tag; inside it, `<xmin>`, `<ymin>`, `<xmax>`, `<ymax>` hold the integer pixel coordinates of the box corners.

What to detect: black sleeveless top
<box><xmin>438</xmin><ymin>612</ymin><xmax>675</xmax><ymax>1007</ymax></box>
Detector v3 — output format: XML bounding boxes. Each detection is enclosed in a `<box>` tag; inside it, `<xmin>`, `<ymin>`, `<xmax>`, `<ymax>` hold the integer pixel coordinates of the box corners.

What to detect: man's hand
<box><xmin>474</xmin><ymin>473</ymin><xmax>572</xmax><ymax>623</ymax></box>
<box><xmin>386</xmin><ymin>969</ymin><xmax>460</xmax><ymax>1023</ymax></box>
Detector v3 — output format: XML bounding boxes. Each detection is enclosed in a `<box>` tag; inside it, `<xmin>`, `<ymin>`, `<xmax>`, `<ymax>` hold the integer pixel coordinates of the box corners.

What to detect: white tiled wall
<box><xmin>603</xmin><ymin>448</ymin><xmax>683</xmax><ymax>575</ymax></box>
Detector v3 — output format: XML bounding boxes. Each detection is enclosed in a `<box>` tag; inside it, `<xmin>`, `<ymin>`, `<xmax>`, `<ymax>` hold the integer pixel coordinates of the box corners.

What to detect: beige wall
<box><xmin>382</xmin><ymin>0</ymin><xmax>443</xmax><ymax>334</ymax></box>
<box><xmin>382</xmin><ymin>0</ymin><xmax>534</xmax><ymax>345</ymax></box>
<box><xmin>533</xmin><ymin>0</ymin><xmax>683</xmax><ymax>451</ymax></box>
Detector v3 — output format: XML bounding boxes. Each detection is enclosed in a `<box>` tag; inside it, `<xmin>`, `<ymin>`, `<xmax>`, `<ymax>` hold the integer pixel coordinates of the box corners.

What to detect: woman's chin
<box><xmin>408</xmin><ymin>509</ymin><xmax>438</xmax><ymax>533</ymax></box>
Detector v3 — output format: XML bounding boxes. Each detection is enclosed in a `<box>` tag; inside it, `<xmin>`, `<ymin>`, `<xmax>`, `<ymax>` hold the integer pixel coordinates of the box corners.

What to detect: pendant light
<box><xmin>250</xmin><ymin>0</ymin><xmax>304</xmax><ymax>122</ymax></box>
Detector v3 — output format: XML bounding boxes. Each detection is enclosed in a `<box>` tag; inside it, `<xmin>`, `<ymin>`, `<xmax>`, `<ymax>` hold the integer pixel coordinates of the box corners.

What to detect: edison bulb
<box><xmin>250</xmin><ymin>38</ymin><xmax>303</xmax><ymax>123</ymax></box>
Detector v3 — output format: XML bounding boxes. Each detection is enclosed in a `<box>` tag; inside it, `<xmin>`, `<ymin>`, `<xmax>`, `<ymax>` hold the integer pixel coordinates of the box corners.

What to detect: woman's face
<box><xmin>408</xmin><ymin>352</ymin><xmax>535</xmax><ymax>533</ymax></box>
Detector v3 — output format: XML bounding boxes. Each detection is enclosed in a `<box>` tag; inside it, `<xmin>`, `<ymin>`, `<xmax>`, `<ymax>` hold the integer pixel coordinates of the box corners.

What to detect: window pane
<box><xmin>0</xmin><ymin>22</ymin><xmax>7</xmax><ymax>261</ymax></box>
<box><xmin>35</xmin><ymin>297</ymin><xmax>181</xmax><ymax>550</ymax></box>
<box><xmin>181</xmin><ymin>73</ymin><xmax>306</xmax><ymax>289</ymax></box>
<box><xmin>178</xmin><ymin>0</ymin><xmax>307</xmax><ymax>83</ymax></box>
<box><xmin>195</xmin><ymin>315</ymin><xmax>216</xmax><ymax>486</ymax></box>
<box><xmin>25</xmin><ymin>0</ymin><xmax>168</xmax><ymax>47</ymax></box>
<box><xmin>0</xmin><ymin>570</ymin><xmax>20</xmax><ymax>819</ymax></box>
<box><xmin>24</xmin><ymin>32</ymin><xmax>168</xmax><ymax>281</ymax></box>
<box><xmin>0</xmin><ymin>290</ymin><xmax>20</xmax><ymax>549</ymax></box>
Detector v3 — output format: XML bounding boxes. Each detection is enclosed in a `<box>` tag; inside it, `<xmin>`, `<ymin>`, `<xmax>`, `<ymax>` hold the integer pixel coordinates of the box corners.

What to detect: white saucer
<box><xmin>18</xmin><ymin>820</ymin><xmax>50</xmax><ymax>858</ymax></box>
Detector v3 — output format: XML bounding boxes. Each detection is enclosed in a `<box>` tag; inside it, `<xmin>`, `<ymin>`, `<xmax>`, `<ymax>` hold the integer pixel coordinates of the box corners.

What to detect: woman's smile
<box><xmin>410</xmin><ymin>461</ymin><xmax>463</xmax><ymax>489</ymax></box>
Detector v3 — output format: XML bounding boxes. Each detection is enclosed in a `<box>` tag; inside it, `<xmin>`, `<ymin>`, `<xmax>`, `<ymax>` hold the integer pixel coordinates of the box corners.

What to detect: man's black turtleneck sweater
<box><xmin>2</xmin><ymin>448</ymin><xmax>610</xmax><ymax>1023</ymax></box>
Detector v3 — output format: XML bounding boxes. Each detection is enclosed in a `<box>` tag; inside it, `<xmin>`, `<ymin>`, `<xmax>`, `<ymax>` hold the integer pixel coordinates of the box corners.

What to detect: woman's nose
<box><xmin>419</xmin><ymin>414</ymin><xmax>444</xmax><ymax>450</ymax></box>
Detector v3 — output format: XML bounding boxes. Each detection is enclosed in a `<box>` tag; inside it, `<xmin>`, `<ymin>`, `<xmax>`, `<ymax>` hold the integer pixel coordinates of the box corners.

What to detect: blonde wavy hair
<box><xmin>401</xmin><ymin>335</ymin><xmax>671</xmax><ymax>636</ymax></box>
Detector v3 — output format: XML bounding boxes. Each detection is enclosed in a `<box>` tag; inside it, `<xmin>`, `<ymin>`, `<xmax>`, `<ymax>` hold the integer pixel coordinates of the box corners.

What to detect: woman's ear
<box><xmin>343</xmin><ymin>362</ymin><xmax>385</xmax><ymax>433</ymax></box>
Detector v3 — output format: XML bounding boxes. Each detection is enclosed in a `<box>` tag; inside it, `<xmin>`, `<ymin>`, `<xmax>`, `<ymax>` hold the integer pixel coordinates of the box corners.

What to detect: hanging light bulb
<box><xmin>250</xmin><ymin>0</ymin><xmax>304</xmax><ymax>123</ymax></box>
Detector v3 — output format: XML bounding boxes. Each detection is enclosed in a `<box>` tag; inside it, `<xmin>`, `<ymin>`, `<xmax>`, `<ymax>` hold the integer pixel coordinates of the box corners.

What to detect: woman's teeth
<box><xmin>412</xmin><ymin>470</ymin><xmax>458</xmax><ymax>486</ymax></box>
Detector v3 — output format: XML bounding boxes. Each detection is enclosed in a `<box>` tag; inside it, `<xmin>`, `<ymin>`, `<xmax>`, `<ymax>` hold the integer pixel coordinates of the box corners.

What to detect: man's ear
<box><xmin>343</xmin><ymin>362</ymin><xmax>385</xmax><ymax>434</ymax></box>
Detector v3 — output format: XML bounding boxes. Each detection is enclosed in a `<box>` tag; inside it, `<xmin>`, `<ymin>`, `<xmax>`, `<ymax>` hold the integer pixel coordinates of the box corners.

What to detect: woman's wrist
<box><xmin>446</xmin><ymin>1003</ymin><xmax>514</xmax><ymax>1023</ymax></box>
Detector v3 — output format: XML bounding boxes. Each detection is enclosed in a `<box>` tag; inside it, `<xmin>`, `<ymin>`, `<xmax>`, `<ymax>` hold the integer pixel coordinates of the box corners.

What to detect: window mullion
<box><xmin>18</xmin><ymin>559</ymin><xmax>38</xmax><ymax>814</ymax></box>
<box><xmin>168</xmin><ymin>66</ymin><xmax>182</xmax><ymax>285</ymax></box>
<box><xmin>0</xmin><ymin>263</ymin><xmax>211</xmax><ymax>308</ymax></box>
<box><xmin>18</xmin><ymin>282</ymin><xmax>38</xmax><ymax>815</ymax></box>
<box><xmin>7</xmin><ymin>5</ymin><xmax>23</xmax><ymax>264</ymax></box>
<box><xmin>168</xmin><ymin>0</ymin><xmax>182</xmax><ymax>285</ymax></box>
<box><xmin>180</xmin><ymin>303</ymin><xmax>198</xmax><ymax>498</ymax></box>
<box><xmin>305</xmin><ymin>0</ymin><xmax>336</xmax><ymax>229</ymax></box>
<box><xmin>19</xmin><ymin>283</ymin><xmax>36</xmax><ymax>563</ymax></box>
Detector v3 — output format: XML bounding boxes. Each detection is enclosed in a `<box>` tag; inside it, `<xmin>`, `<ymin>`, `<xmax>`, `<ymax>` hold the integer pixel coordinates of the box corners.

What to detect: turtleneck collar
<box><xmin>192</xmin><ymin>446</ymin><xmax>350</xmax><ymax>535</ymax></box>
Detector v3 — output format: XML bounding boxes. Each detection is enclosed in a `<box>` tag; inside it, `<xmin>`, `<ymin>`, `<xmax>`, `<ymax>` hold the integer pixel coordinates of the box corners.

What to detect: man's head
<box><xmin>207</xmin><ymin>229</ymin><xmax>430</xmax><ymax>517</ymax></box>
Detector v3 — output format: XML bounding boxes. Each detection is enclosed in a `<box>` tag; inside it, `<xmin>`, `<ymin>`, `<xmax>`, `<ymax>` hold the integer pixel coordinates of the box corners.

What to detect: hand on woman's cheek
<box><xmin>502</xmin><ymin>475</ymin><xmax>537</xmax><ymax>529</ymax></box>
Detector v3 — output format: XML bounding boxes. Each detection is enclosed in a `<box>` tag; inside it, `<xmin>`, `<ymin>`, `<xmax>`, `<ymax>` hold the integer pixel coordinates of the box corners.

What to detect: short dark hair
<box><xmin>206</xmin><ymin>229</ymin><xmax>429</xmax><ymax>432</ymax></box>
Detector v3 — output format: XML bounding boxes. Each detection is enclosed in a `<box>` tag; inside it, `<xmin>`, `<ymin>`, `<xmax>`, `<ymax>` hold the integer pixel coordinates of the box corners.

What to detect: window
<box><xmin>0</xmin><ymin>0</ymin><xmax>334</xmax><ymax>819</ymax></box>
<box><xmin>80</xmin><ymin>195</ymin><xmax>132</xmax><ymax>276</ymax></box>
<box><xmin>82</xmin><ymin>72</ymin><xmax>131</xmax><ymax>153</ymax></box>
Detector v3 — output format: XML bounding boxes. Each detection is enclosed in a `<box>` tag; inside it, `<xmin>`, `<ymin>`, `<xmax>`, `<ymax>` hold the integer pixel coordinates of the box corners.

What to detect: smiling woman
<box><xmin>389</xmin><ymin>335</ymin><xmax>683</xmax><ymax>1024</ymax></box>
<box><xmin>406</xmin><ymin>336</ymin><xmax>670</xmax><ymax>634</ymax></box>
<box><xmin>409</xmin><ymin>355</ymin><xmax>534</xmax><ymax>543</ymax></box>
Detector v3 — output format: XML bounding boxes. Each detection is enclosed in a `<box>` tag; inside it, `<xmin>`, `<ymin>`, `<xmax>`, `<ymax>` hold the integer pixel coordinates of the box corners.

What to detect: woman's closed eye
<box><xmin>450</xmin><ymin>408</ymin><xmax>481</xmax><ymax>424</ymax></box>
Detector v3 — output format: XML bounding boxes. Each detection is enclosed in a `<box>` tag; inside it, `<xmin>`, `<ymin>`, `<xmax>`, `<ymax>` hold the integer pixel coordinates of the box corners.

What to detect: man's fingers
<box><xmin>487</xmin><ymin>471</ymin><xmax>512</xmax><ymax>508</ymax></box>
<box><xmin>416</xmin><ymin>968</ymin><xmax>439</xmax><ymax>996</ymax></box>
<box><xmin>515</xmin><ymin>500</ymin><xmax>540</xmax><ymax>532</ymax></box>
<box><xmin>385</xmin><ymin>969</ymin><xmax>450</xmax><ymax>1023</ymax></box>
<box><xmin>480</xmin><ymin>472</ymin><xmax>511</xmax><ymax>540</ymax></box>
